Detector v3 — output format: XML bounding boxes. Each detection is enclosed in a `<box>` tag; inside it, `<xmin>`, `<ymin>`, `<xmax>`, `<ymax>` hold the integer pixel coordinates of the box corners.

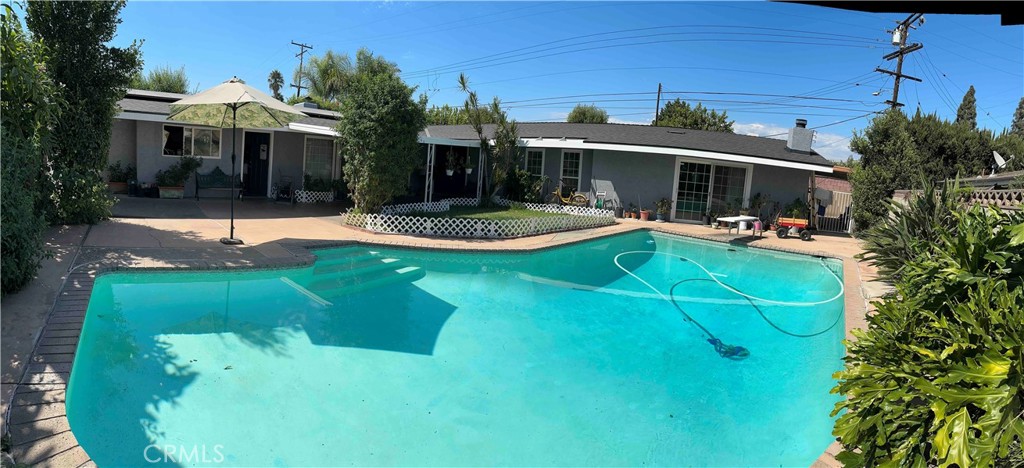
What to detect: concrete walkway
<box><xmin>1</xmin><ymin>199</ymin><xmax>877</xmax><ymax>467</ymax></box>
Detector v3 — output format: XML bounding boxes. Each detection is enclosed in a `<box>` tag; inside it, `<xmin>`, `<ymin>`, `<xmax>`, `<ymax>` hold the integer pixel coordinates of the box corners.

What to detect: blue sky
<box><xmin>110</xmin><ymin>1</ymin><xmax>1021</xmax><ymax>161</ymax></box>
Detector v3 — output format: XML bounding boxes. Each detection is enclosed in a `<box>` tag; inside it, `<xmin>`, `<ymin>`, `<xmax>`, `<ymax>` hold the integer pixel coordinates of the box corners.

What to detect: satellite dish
<box><xmin>989</xmin><ymin>151</ymin><xmax>1015</xmax><ymax>177</ymax></box>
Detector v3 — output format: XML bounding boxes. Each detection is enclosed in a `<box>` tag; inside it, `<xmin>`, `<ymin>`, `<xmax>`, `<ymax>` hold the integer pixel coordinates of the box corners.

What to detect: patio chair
<box><xmin>274</xmin><ymin>176</ymin><xmax>294</xmax><ymax>204</ymax></box>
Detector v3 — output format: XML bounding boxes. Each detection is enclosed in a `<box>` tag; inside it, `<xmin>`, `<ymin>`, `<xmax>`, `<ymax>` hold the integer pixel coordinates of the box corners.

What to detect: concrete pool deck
<box><xmin>1</xmin><ymin>197</ymin><xmax>873</xmax><ymax>467</ymax></box>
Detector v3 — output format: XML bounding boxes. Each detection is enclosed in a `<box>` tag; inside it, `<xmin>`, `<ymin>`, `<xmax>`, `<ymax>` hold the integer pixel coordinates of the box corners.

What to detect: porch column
<box><xmin>424</xmin><ymin>143</ymin><xmax>435</xmax><ymax>203</ymax></box>
<box><xmin>476</xmin><ymin>144</ymin><xmax>484</xmax><ymax>199</ymax></box>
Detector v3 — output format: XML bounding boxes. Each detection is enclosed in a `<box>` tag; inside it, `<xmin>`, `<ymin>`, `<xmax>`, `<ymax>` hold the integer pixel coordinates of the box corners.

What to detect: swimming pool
<box><xmin>67</xmin><ymin>230</ymin><xmax>844</xmax><ymax>466</ymax></box>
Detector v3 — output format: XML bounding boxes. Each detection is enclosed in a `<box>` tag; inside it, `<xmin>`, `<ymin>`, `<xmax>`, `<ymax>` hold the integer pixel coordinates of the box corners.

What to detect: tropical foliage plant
<box><xmin>1</xmin><ymin>5</ymin><xmax>62</xmax><ymax>294</ymax></box>
<box><xmin>154</xmin><ymin>155</ymin><xmax>201</xmax><ymax>187</ymax></box>
<box><xmin>27</xmin><ymin>0</ymin><xmax>142</xmax><ymax>224</ymax></box>
<box><xmin>295</xmin><ymin>50</ymin><xmax>353</xmax><ymax>103</ymax></box>
<box><xmin>567</xmin><ymin>104</ymin><xmax>609</xmax><ymax>123</ymax></box>
<box><xmin>457</xmin><ymin>73</ymin><xmax>523</xmax><ymax>204</ymax></box>
<box><xmin>834</xmin><ymin>180</ymin><xmax>1024</xmax><ymax>467</ymax></box>
<box><xmin>267</xmin><ymin>69</ymin><xmax>284</xmax><ymax>101</ymax></box>
<box><xmin>654</xmin><ymin>99</ymin><xmax>733</xmax><ymax>132</ymax></box>
<box><xmin>337</xmin><ymin>50</ymin><xmax>426</xmax><ymax>213</ymax></box>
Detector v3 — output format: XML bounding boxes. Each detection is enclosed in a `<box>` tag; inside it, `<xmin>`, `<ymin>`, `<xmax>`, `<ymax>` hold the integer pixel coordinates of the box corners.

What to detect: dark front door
<box><xmin>243</xmin><ymin>132</ymin><xmax>271</xmax><ymax>197</ymax></box>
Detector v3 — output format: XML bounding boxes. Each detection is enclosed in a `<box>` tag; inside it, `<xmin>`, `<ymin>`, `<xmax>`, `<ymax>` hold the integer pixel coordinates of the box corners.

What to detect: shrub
<box><xmin>833</xmin><ymin>193</ymin><xmax>1024</xmax><ymax>467</ymax></box>
<box><xmin>1</xmin><ymin>5</ymin><xmax>61</xmax><ymax>293</ymax></box>
<box><xmin>154</xmin><ymin>155</ymin><xmax>201</xmax><ymax>187</ymax></box>
<box><xmin>106</xmin><ymin>161</ymin><xmax>136</xmax><ymax>183</ymax></box>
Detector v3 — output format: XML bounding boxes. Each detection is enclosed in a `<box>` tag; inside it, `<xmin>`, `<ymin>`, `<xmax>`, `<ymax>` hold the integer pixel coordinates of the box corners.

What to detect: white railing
<box><xmin>815</xmin><ymin>190</ymin><xmax>853</xmax><ymax>233</ymax></box>
<box><xmin>294</xmin><ymin>190</ymin><xmax>335</xmax><ymax>204</ymax></box>
<box><xmin>343</xmin><ymin>198</ymin><xmax>615</xmax><ymax>239</ymax></box>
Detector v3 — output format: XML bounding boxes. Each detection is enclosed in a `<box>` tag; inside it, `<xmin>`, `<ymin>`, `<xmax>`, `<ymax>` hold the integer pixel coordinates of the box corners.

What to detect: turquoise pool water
<box><xmin>68</xmin><ymin>230</ymin><xmax>845</xmax><ymax>467</ymax></box>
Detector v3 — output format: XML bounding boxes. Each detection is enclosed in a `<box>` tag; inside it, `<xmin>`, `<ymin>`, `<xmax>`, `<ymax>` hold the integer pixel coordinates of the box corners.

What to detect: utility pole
<box><xmin>290</xmin><ymin>41</ymin><xmax>313</xmax><ymax>98</ymax></box>
<box><xmin>654</xmin><ymin>83</ymin><xmax>663</xmax><ymax>125</ymax></box>
<box><xmin>875</xmin><ymin>13</ymin><xmax>924</xmax><ymax>109</ymax></box>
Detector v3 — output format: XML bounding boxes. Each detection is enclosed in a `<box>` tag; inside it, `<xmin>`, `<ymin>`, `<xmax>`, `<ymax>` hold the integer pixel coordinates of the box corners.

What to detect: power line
<box><xmin>403</xmin><ymin>25</ymin><xmax>880</xmax><ymax>78</ymax></box>
<box><xmin>402</xmin><ymin>34</ymin><xmax>879</xmax><ymax>80</ymax></box>
<box><xmin>760</xmin><ymin>113</ymin><xmax>880</xmax><ymax>137</ymax></box>
<box><xmin>875</xmin><ymin>13</ymin><xmax>924</xmax><ymax>109</ymax></box>
<box><xmin>501</xmin><ymin>90</ymin><xmax>884</xmax><ymax>106</ymax></box>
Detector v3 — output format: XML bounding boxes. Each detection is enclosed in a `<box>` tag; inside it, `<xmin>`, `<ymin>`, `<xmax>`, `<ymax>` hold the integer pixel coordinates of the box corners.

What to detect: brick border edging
<box><xmin>6</xmin><ymin>228</ymin><xmax>856</xmax><ymax>467</ymax></box>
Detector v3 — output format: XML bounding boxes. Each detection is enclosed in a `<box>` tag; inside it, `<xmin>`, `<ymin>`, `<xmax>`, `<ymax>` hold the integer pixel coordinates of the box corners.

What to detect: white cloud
<box><xmin>734</xmin><ymin>121</ymin><xmax>855</xmax><ymax>162</ymax></box>
<box><xmin>608</xmin><ymin>116</ymin><xmax>651</xmax><ymax>125</ymax></box>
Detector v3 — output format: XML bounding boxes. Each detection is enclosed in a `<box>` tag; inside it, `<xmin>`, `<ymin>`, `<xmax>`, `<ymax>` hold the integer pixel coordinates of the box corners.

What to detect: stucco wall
<box><xmin>589</xmin><ymin>149</ymin><xmax>677</xmax><ymax>211</ymax></box>
<box><xmin>586</xmin><ymin>149</ymin><xmax>812</xmax><ymax>217</ymax></box>
<box><xmin>536</xmin><ymin>147</ymin><xmax>593</xmax><ymax>195</ymax></box>
<box><xmin>134</xmin><ymin>121</ymin><xmax>243</xmax><ymax>196</ymax></box>
<box><xmin>749</xmin><ymin>164</ymin><xmax>811</xmax><ymax>211</ymax></box>
<box><xmin>271</xmin><ymin>131</ymin><xmax>305</xmax><ymax>191</ymax></box>
<box><xmin>107</xmin><ymin>119</ymin><xmax>136</xmax><ymax>178</ymax></box>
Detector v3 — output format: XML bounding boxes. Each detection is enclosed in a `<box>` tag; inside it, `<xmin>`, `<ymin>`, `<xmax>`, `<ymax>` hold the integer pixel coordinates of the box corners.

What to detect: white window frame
<box><xmin>302</xmin><ymin>135</ymin><xmax>337</xmax><ymax>185</ymax></box>
<box><xmin>161</xmin><ymin>125</ymin><xmax>222</xmax><ymax>159</ymax></box>
<box><xmin>559</xmin><ymin>149</ymin><xmax>583</xmax><ymax>190</ymax></box>
<box><xmin>670</xmin><ymin>156</ymin><xmax>754</xmax><ymax>223</ymax></box>
<box><xmin>524</xmin><ymin>149</ymin><xmax>545</xmax><ymax>177</ymax></box>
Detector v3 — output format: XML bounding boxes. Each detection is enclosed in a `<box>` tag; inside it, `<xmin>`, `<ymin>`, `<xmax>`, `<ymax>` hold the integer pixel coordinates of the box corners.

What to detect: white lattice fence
<box><xmin>295</xmin><ymin>190</ymin><xmax>335</xmax><ymax>204</ymax></box>
<box><xmin>343</xmin><ymin>213</ymin><xmax>614</xmax><ymax>238</ymax></box>
<box><xmin>379</xmin><ymin>198</ymin><xmax>615</xmax><ymax>218</ymax></box>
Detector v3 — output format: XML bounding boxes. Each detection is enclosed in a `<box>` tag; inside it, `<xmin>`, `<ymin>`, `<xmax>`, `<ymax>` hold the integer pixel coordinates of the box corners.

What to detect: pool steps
<box><xmin>306</xmin><ymin>248</ymin><xmax>424</xmax><ymax>298</ymax></box>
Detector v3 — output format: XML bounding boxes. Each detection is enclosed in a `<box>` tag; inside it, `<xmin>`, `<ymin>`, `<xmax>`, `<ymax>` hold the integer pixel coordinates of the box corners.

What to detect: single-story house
<box><xmin>418</xmin><ymin>121</ymin><xmax>834</xmax><ymax>222</ymax></box>
<box><xmin>112</xmin><ymin>89</ymin><xmax>344</xmax><ymax>198</ymax></box>
<box><xmin>111</xmin><ymin>89</ymin><xmax>835</xmax><ymax>223</ymax></box>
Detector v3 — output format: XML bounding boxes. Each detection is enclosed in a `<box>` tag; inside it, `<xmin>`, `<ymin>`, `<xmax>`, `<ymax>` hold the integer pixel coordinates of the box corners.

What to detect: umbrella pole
<box><xmin>221</xmin><ymin>105</ymin><xmax>244</xmax><ymax>245</ymax></box>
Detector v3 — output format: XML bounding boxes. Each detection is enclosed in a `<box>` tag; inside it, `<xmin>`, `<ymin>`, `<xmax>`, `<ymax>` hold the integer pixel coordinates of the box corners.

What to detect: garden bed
<box><xmin>342</xmin><ymin>198</ymin><xmax>615</xmax><ymax>239</ymax></box>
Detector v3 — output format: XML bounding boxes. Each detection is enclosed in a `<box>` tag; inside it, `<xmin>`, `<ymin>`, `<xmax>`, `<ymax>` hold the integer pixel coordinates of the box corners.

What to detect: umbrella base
<box><xmin>220</xmin><ymin>237</ymin><xmax>245</xmax><ymax>245</ymax></box>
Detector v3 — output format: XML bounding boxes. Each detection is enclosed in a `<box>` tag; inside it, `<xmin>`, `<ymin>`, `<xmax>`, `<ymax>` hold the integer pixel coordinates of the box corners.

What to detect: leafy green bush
<box><xmin>154</xmin><ymin>155</ymin><xmax>201</xmax><ymax>187</ymax></box>
<box><xmin>1</xmin><ymin>6</ymin><xmax>61</xmax><ymax>294</ymax></box>
<box><xmin>833</xmin><ymin>196</ymin><xmax>1024</xmax><ymax>467</ymax></box>
<box><xmin>48</xmin><ymin>167</ymin><xmax>115</xmax><ymax>225</ymax></box>
<box><xmin>106</xmin><ymin>161</ymin><xmax>136</xmax><ymax>183</ymax></box>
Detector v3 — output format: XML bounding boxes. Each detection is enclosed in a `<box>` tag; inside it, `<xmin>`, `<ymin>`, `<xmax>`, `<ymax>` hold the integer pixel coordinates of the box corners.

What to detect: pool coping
<box><xmin>5</xmin><ymin>227</ymin><xmax>858</xmax><ymax>467</ymax></box>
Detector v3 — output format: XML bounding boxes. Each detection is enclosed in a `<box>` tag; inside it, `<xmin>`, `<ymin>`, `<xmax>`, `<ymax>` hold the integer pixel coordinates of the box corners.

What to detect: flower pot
<box><xmin>446</xmin><ymin>169</ymin><xmax>455</xmax><ymax>176</ymax></box>
<box><xmin>466</xmin><ymin>168</ymin><xmax>473</xmax><ymax>175</ymax></box>
<box><xmin>158</xmin><ymin>186</ymin><xmax>185</xmax><ymax>199</ymax></box>
<box><xmin>627</xmin><ymin>212</ymin><xmax>635</xmax><ymax>219</ymax></box>
<box><xmin>108</xmin><ymin>181</ymin><xmax>128</xmax><ymax>194</ymax></box>
<box><xmin>656</xmin><ymin>212</ymin><xmax>666</xmax><ymax>222</ymax></box>
<box><xmin>614</xmin><ymin>206</ymin><xmax>624</xmax><ymax>218</ymax></box>
<box><xmin>640</xmin><ymin>210</ymin><xmax>650</xmax><ymax>221</ymax></box>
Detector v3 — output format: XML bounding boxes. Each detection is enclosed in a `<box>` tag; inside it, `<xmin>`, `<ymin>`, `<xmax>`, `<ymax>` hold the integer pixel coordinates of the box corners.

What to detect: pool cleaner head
<box><xmin>708</xmin><ymin>338</ymin><xmax>750</xmax><ymax>361</ymax></box>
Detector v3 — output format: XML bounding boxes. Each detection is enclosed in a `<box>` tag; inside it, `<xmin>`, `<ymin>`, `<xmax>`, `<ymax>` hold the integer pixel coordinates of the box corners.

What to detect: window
<box><xmin>304</xmin><ymin>137</ymin><xmax>335</xmax><ymax>182</ymax></box>
<box><xmin>524</xmin><ymin>149</ymin><xmax>544</xmax><ymax>176</ymax></box>
<box><xmin>162</xmin><ymin>125</ymin><xmax>220</xmax><ymax>158</ymax></box>
<box><xmin>560</xmin><ymin>150</ymin><xmax>582</xmax><ymax>190</ymax></box>
<box><xmin>709</xmin><ymin>165</ymin><xmax>748</xmax><ymax>213</ymax></box>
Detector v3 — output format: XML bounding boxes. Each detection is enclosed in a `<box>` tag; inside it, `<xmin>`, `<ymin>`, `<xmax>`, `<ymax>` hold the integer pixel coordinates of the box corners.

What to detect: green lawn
<box><xmin>411</xmin><ymin>206</ymin><xmax>564</xmax><ymax>220</ymax></box>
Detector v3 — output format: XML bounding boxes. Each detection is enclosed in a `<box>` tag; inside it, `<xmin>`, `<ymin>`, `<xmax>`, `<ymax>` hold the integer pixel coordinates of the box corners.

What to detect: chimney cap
<box><xmin>795</xmin><ymin>119</ymin><xmax>808</xmax><ymax>128</ymax></box>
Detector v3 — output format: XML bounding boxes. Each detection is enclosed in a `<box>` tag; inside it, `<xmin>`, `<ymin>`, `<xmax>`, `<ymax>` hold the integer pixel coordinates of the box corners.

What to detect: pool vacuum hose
<box><xmin>613</xmin><ymin>251</ymin><xmax>844</xmax><ymax>360</ymax></box>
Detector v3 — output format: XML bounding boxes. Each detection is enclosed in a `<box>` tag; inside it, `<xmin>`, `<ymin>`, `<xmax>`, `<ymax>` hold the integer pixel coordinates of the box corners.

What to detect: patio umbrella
<box><xmin>168</xmin><ymin>76</ymin><xmax>306</xmax><ymax>244</ymax></box>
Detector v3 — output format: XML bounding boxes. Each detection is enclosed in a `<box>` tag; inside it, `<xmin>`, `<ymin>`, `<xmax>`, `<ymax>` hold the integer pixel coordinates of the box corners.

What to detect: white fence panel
<box><xmin>815</xmin><ymin>190</ymin><xmax>853</xmax><ymax>233</ymax></box>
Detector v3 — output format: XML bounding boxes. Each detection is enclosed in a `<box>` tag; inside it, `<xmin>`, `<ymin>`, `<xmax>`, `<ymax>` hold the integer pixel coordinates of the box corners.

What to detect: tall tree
<box><xmin>131</xmin><ymin>65</ymin><xmax>191</xmax><ymax>94</ymax></box>
<box><xmin>566</xmin><ymin>104</ymin><xmax>608</xmax><ymax>123</ymax></box>
<box><xmin>337</xmin><ymin>49</ymin><xmax>425</xmax><ymax>213</ymax></box>
<box><xmin>27</xmin><ymin>0</ymin><xmax>142</xmax><ymax>224</ymax></box>
<box><xmin>425</xmin><ymin>104</ymin><xmax>498</xmax><ymax>125</ymax></box>
<box><xmin>296</xmin><ymin>50</ymin><xmax>354</xmax><ymax>103</ymax></box>
<box><xmin>849</xmin><ymin>110</ymin><xmax>919</xmax><ymax>230</ymax></box>
<box><xmin>654</xmin><ymin>99</ymin><xmax>733</xmax><ymax>132</ymax></box>
<box><xmin>1011</xmin><ymin>97</ymin><xmax>1024</xmax><ymax>138</ymax></box>
<box><xmin>458</xmin><ymin>73</ymin><xmax>523</xmax><ymax>202</ymax></box>
<box><xmin>908</xmin><ymin>109</ymin><xmax>992</xmax><ymax>181</ymax></box>
<box><xmin>955</xmin><ymin>85</ymin><xmax>977</xmax><ymax>129</ymax></box>
<box><xmin>267</xmin><ymin>69</ymin><xmax>284</xmax><ymax>101</ymax></box>
<box><xmin>1</xmin><ymin>5</ymin><xmax>63</xmax><ymax>293</ymax></box>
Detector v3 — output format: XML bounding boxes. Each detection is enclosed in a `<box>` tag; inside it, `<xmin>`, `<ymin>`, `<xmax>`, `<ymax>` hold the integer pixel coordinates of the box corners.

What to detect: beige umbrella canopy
<box><xmin>168</xmin><ymin>77</ymin><xmax>307</xmax><ymax>244</ymax></box>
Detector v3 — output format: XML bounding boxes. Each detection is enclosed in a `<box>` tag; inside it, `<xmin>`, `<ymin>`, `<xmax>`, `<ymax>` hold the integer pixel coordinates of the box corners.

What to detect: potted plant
<box><xmin>154</xmin><ymin>155</ymin><xmax>201</xmax><ymax>199</ymax></box>
<box><xmin>296</xmin><ymin>174</ymin><xmax>336</xmax><ymax>203</ymax></box>
<box><xmin>107</xmin><ymin>161</ymin><xmax>135</xmax><ymax>194</ymax></box>
<box><xmin>445</xmin><ymin>149</ymin><xmax>463</xmax><ymax>176</ymax></box>
<box><xmin>654</xmin><ymin>198</ymin><xmax>672</xmax><ymax>222</ymax></box>
<box><xmin>464</xmin><ymin>154</ymin><xmax>475</xmax><ymax>175</ymax></box>
<box><xmin>627</xmin><ymin>202</ymin><xmax>637</xmax><ymax>219</ymax></box>
<box><xmin>702</xmin><ymin>210</ymin><xmax>712</xmax><ymax>226</ymax></box>
<box><xmin>639</xmin><ymin>205</ymin><xmax>651</xmax><ymax>221</ymax></box>
<box><xmin>612</xmin><ymin>200</ymin><xmax>624</xmax><ymax>218</ymax></box>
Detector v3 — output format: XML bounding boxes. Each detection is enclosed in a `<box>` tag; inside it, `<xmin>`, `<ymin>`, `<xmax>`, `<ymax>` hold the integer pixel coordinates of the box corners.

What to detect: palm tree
<box><xmin>294</xmin><ymin>50</ymin><xmax>353</xmax><ymax>103</ymax></box>
<box><xmin>267</xmin><ymin>69</ymin><xmax>284</xmax><ymax>101</ymax></box>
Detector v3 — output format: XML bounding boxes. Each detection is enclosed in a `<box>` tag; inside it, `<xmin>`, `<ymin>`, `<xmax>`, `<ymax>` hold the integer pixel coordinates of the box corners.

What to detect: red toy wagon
<box><xmin>775</xmin><ymin>217</ymin><xmax>814</xmax><ymax>241</ymax></box>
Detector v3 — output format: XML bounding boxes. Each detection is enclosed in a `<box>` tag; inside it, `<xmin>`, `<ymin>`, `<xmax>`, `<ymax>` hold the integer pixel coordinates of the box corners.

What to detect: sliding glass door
<box><xmin>674</xmin><ymin>161</ymin><xmax>713</xmax><ymax>222</ymax></box>
<box><xmin>673</xmin><ymin>158</ymin><xmax>750</xmax><ymax>222</ymax></box>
